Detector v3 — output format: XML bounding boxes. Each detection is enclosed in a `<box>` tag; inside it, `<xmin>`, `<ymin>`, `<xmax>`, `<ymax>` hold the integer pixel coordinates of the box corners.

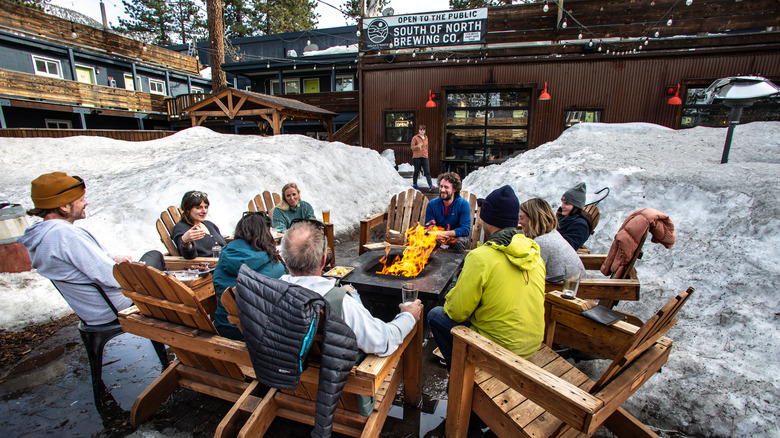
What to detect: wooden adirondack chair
<box><xmin>248</xmin><ymin>191</ymin><xmax>336</xmax><ymax>265</ymax></box>
<box><xmin>460</xmin><ymin>191</ymin><xmax>483</xmax><ymax>251</ymax></box>
<box><xmin>155</xmin><ymin>206</ymin><xmax>219</xmax><ymax>269</ymax></box>
<box><xmin>247</xmin><ymin>191</ymin><xmax>281</xmax><ymax>218</ymax></box>
<box><xmin>577</xmin><ymin>204</ymin><xmax>601</xmax><ymax>254</ymax></box>
<box><xmin>216</xmin><ymin>287</ymin><xmax>424</xmax><ymax>438</ymax></box>
<box><xmin>446</xmin><ymin>287</ymin><xmax>693</xmax><ymax>438</ymax></box>
<box><xmin>113</xmin><ymin>262</ymin><xmax>254</xmax><ymax>427</ymax></box>
<box><xmin>358</xmin><ymin>188</ymin><xmax>429</xmax><ymax>254</ymax></box>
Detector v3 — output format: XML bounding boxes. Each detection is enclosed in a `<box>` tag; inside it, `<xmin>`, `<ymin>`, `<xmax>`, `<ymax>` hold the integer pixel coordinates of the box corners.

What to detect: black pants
<box><xmin>413</xmin><ymin>157</ymin><xmax>433</xmax><ymax>186</ymax></box>
<box><xmin>139</xmin><ymin>250</ymin><xmax>166</xmax><ymax>270</ymax></box>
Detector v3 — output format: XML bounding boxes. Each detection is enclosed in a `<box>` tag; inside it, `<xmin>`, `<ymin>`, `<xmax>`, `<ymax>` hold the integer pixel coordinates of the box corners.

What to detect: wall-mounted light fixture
<box><xmin>426</xmin><ymin>90</ymin><xmax>436</xmax><ymax>108</ymax></box>
<box><xmin>539</xmin><ymin>82</ymin><xmax>551</xmax><ymax>101</ymax></box>
<box><xmin>70</xmin><ymin>23</ymin><xmax>77</xmax><ymax>38</ymax></box>
<box><xmin>667</xmin><ymin>84</ymin><xmax>682</xmax><ymax>105</ymax></box>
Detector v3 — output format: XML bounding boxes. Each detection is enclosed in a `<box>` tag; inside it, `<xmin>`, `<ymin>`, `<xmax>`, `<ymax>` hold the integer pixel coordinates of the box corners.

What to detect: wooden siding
<box><xmin>0</xmin><ymin>68</ymin><xmax>167</xmax><ymax>113</ymax></box>
<box><xmin>0</xmin><ymin>0</ymin><xmax>199</xmax><ymax>75</ymax></box>
<box><xmin>0</xmin><ymin>128</ymin><xmax>174</xmax><ymax>141</ymax></box>
<box><xmin>360</xmin><ymin>51</ymin><xmax>780</xmax><ymax>175</ymax></box>
<box><xmin>281</xmin><ymin>91</ymin><xmax>359</xmax><ymax>114</ymax></box>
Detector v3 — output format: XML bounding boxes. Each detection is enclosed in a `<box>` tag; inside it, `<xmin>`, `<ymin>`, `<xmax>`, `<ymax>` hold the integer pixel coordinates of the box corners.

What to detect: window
<box><xmin>190</xmin><ymin>86</ymin><xmax>204</xmax><ymax>94</ymax></box>
<box><xmin>32</xmin><ymin>55</ymin><xmax>62</xmax><ymax>78</ymax></box>
<box><xmin>444</xmin><ymin>90</ymin><xmax>530</xmax><ymax>166</ymax></box>
<box><xmin>564</xmin><ymin>109</ymin><xmax>603</xmax><ymax>128</ymax></box>
<box><xmin>74</xmin><ymin>65</ymin><xmax>96</xmax><ymax>85</ymax></box>
<box><xmin>335</xmin><ymin>75</ymin><xmax>354</xmax><ymax>92</ymax></box>
<box><xmin>149</xmin><ymin>78</ymin><xmax>166</xmax><ymax>95</ymax></box>
<box><xmin>303</xmin><ymin>78</ymin><xmax>320</xmax><ymax>93</ymax></box>
<box><xmin>384</xmin><ymin>111</ymin><xmax>415</xmax><ymax>143</ymax></box>
<box><xmin>680</xmin><ymin>85</ymin><xmax>780</xmax><ymax>128</ymax></box>
<box><xmin>123</xmin><ymin>73</ymin><xmax>136</xmax><ymax>91</ymax></box>
<box><xmin>45</xmin><ymin>119</ymin><xmax>72</xmax><ymax>129</ymax></box>
<box><xmin>271</xmin><ymin>79</ymin><xmax>300</xmax><ymax>95</ymax></box>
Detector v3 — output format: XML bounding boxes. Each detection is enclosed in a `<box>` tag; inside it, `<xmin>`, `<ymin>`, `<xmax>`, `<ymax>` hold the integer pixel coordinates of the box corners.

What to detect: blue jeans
<box><xmin>427</xmin><ymin>306</ymin><xmax>470</xmax><ymax>369</ymax></box>
<box><xmin>413</xmin><ymin>157</ymin><xmax>433</xmax><ymax>187</ymax></box>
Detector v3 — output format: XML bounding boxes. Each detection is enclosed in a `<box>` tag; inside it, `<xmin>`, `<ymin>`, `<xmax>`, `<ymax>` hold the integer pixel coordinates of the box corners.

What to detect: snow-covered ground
<box><xmin>1</xmin><ymin>122</ymin><xmax>778</xmax><ymax>437</ymax></box>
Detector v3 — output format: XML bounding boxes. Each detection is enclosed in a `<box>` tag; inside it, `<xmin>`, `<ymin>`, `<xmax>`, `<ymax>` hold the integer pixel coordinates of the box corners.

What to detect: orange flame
<box><xmin>376</xmin><ymin>224</ymin><xmax>444</xmax><ymax>277</ymax></box>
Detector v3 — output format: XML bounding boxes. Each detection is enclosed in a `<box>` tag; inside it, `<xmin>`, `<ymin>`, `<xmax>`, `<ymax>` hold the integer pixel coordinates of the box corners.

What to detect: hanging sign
<box><xmin>362</xmin><ymin>8</ymin><xmax>488</xmax><ymax>51</ymax></box>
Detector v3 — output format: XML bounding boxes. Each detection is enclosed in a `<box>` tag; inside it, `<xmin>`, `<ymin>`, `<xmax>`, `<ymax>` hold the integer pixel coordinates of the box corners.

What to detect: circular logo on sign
<box><xmin>367</xmin><ymin>19</ymin><xmax>389</xmax><ymax>44</ymax></box>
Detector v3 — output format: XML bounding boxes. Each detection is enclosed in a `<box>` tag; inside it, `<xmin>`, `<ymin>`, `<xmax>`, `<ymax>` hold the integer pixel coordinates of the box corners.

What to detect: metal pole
<box><xmin>721</xmin><ymin>105</ymin><xmax>743</xmax><ymax>164</ymax></box>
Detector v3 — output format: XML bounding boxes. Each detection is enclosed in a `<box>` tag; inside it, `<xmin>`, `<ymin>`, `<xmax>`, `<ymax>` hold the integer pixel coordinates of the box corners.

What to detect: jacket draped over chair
<box><xmin>601</xmin><ymin>208</ymin><xmax>676</xmax><ymax>278</ymax></box>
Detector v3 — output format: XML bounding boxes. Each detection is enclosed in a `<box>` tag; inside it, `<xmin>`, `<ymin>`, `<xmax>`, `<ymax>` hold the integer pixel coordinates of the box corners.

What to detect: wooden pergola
<box><xmin>183</xmin><ymin>89</ymin><xmax>337</xmax><ymax>138</ymax></box>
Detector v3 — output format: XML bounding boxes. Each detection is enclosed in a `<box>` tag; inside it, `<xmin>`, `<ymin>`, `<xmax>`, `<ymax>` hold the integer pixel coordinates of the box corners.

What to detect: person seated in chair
<box><xmin>272</xmin><ymin>182</ymin><xmax>316</xmax><ymax>233</ymax></box>
<box><xmin>428</xmin><ymin>185</ymin><xmax>546</xmax><ymax>369</ymax></box>
<box><xmin>424</xmin><ymin>172</ymin><xmax>471</xmax><ymax>253</ymax></box>
<box><xmin>556</xmin><ymin>182</ymin><xmax>594</xmax><ymax>250</ymax></box>
<box><xmin>212</xmin><ymin>211</ymin><xmax>286</xmax><ymax>340</ymax></box>
<box><xmin>519</xmin><ymin>198</ymin><xmax>585</xmax><ymax>283</ymax></box>
<box><xmin>18</xmin><ymin>172</ymin><xmax>134</xmax><ymax>325</ymax></box>
<box><xmin>280</xmin><ymin>219</ymin><xmax>422</xmax><ymax>357</ymax></box>
<box><xmin>172</xmin><ymin>190</ymin><xmax>227</xmax><ymax>259</ymax></box>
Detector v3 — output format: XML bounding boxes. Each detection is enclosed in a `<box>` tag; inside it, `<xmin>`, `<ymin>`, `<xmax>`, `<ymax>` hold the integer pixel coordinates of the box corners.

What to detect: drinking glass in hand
<box><xmin>401</xmin><ymin>283</ymin><xmax>418</xmax><ymax>305</ymax></box>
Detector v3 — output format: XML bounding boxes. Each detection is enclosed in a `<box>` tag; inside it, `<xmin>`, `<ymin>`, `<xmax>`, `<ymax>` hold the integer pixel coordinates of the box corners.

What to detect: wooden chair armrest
<box><xmin>579</xmin><ymin>253</ymin><xmax>607</xmax><ymax>270</ymax></box>
<box><xmin>447</xmin><ymin>326</ymin><xmax>603</xmax><ymax>433</ymax></box>
<box><xmin>163</xmin><ymin>256</ymin><xmax>219</xmax><ymax>271</ymax></box>
<box><xmin>545</xmin><ymin>278</ymin><xmax>640</xmax><ymax>302</ymax></box>
<box><xmin>358</xmin><ymin>212</ymin><xmax>388</xmax><ymax>254</ymax></box>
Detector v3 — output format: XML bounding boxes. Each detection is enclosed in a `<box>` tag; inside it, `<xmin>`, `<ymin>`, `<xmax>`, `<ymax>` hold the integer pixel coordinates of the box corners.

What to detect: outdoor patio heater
<box><xmin>705</xmin><ymin>76</ymin><xmax>780</xmax><ymax>164</ymax></box>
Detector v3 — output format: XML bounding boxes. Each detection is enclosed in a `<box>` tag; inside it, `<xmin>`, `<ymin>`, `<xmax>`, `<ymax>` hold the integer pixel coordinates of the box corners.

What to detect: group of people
<box><xmin>18</xmin><ymin>169</ymin><xmax>596</xmax><ymax>407</ymax></box>
<box><xmin>426</xmin><ymin>181</ymin><xmax>596</xmax><ymax>368</ymax></box>
<box><xmin>18</xmin><ymin>172</ymin><xmax>423</xmax><ymax>370</ymax></box>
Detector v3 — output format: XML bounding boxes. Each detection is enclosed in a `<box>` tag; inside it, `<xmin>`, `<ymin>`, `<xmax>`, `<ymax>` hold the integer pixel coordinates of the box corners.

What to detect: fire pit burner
<box><xmin>340</xmin><ymin>249</ymin><xmax>465</xmax><ymax>300</ymax></box>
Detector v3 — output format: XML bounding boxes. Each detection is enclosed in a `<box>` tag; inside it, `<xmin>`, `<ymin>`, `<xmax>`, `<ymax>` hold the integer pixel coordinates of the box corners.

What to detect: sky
<box><xmin>1</xmin><ymin>121</ymin><xmax>778</xmax><ymax>436</ymax></box>
<box><xmin>47</xmin><ymin>0</ymin><xmax>452</xmax><ymax>30</ymax></box>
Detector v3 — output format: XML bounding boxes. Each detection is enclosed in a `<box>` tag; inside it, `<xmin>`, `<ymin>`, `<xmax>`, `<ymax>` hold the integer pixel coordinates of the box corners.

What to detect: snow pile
<box><xmin>1</xmin><ymin>122</ymin><xmax>779</xmax><ymax>436</ymax></box>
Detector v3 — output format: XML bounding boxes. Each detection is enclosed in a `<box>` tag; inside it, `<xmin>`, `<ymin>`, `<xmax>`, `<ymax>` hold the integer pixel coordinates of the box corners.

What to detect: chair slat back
<box><xmin>221</xmin><ymin>287</ymin><xmax>242</xmax><ymax>332</ymax></box>
<box><xmin>156</xmin><ymin>206</ymin><xmax>182</xmax><ymax>256</ymax></box>
<box><xmin>583</xmin><ymin>204</ymin><xmax>600</xmax><ymax>235</ymax></box>
<box><xmin>247</xmin><ymin>191</ymin><xmax>281</xmax><ymax>219</ymax></box>
<box><xmin>387</xmin><ymin>189</ymin><xmax>428</xmax><ymax>240</ymax></box>
<box><xmin>593</xmin><ymin>287</ymin><xmax>694</xmax><ymax>390</ymax></box>
<box><xmin>460</xmin><ymin>191</ymin><xmax>483</xmax><ymax>250</ymax></box>
<box><xmin>114</xmin><ymin>261</ymin><xmax>245</xmax><ymax>380</ymax></box>
<box><xmin>615</xmin><ymin>231</ymin><xmax>647</xmax><ymax>280</ymax></box>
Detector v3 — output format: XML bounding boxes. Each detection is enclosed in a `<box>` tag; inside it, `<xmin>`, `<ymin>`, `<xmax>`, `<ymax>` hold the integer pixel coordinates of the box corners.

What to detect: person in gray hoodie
<box><xmin>18</xmin><ymin>172</ymin><xmax>133</xmax><ymax>326</ymax></box>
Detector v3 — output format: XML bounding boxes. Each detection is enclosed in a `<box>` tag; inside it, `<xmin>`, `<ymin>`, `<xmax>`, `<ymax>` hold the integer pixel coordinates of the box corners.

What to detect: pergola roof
<box><xmin>183</xmin><ymin>88</ymin><xmax>336</xmax><ymax>137</ymax></box>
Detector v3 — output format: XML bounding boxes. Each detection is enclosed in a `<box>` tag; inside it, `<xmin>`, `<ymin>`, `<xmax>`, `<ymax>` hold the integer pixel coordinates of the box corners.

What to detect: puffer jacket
<box><xmin>601</xmin><ymin>208</ymin><xmax>676</xmax><ymax>278</ymax></box>
<box><xmin>235</xmin><ymin>264</ymin><xmax>358</xmax><ymax>438</ymax></box>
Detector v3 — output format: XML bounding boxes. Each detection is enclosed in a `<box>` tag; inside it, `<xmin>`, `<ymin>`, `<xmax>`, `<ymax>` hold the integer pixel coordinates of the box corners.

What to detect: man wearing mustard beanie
<box><xmin>18</xmin><ymin>172</ymin><xmax>134</xmax><ymax>325</ymax></box>
<box><xmin>427</xmin><ymin>185</ymin><xmax>546</xmax><ymax>369</ymax></box>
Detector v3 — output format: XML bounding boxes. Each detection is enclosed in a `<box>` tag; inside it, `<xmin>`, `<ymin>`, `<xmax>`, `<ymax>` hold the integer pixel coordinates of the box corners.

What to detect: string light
<box><xmin>655</xmin><ymin>29</ymin><xmax>660</xmax><ymax>37</ymax></box>
<box><xmin>588</xmin><ymin>39</ymin><xmax>594</xmax><ymax>47</ymax></box>
<box><xmin>561</xmin><ymin>18</ymin><xmax>568</xmax><ymax>28</ymax></box>
<box><xmin>543</xmin><ymin>0</ymin><xmax>549</xmax><ymax>12</ymax></box>
<box><xmin>667</xmin><ymin>15</ymin><xmax>673</xmax><ymax>26</ymax></box>
<box><xmin>686</xmin><ymin>0</ymin><xmax>693</xmax><ymax>5</ymax></box>
<box><xmin>578</xmin><ymin>30</ymin><xmax>583</xmax><ymax>39</ymax></box>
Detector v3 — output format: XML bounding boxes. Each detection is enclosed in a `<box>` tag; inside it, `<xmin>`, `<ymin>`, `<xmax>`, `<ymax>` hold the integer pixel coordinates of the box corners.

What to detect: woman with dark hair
<box><xmin>556</xmin><ymin>182</ymin><xmax>594</xmax><ymax>250</ymax></box>
<box><xmin>519</xmin><ymin>198</ymin><xmax>585</xmax><ymax>283</ymax></box>
<box><xmin>171</xmin><ymin>191</ymin><xmax>227</xmax><ymax>259</ymax></box>
<box><xmin>272</xmin><ymin>182</ymin><xmax>316</xmax><ymax>233</ymax></box>
<box><xmin>212</xmin><ymin>211</ymin><xmax>286</xmax><ymax>340</ymax></box>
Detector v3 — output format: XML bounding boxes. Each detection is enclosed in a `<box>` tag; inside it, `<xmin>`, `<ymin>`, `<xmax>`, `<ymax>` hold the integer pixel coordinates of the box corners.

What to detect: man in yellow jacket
<box><xmin>428</xmin><ymin>185</ymin><xmax>546</xmax><ymax>368</ymax></box>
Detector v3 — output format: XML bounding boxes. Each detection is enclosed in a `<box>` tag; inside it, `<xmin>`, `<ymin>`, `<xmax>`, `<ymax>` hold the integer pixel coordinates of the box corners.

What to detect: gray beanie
<box><xmin>562</xmin><ymin>182</ymin><xmax>587</xmax><ymax>209</ymax></box>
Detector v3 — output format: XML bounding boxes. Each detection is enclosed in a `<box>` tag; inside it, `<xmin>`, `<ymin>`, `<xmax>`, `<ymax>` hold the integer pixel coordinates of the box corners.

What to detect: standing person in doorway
<box><xmin>411</xmin><ymin>124</ymin><xmax>435</xmax><ymax>191</ymax></box>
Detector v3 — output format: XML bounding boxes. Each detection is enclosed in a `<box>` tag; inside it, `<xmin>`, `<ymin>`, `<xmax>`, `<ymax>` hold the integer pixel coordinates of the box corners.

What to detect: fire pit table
<box><xmin>337</xmin><ymin>248</ymin><xmax>466</xmax><ymax>303</ymax></box>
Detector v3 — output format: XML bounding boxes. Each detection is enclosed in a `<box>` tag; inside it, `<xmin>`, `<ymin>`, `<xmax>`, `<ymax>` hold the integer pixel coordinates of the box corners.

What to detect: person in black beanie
<box><xmin>427</xmin><ymin>185</ymin><xmax>546</xmax><ymax>369</ymax></box>
<box><xmin>557</xmin><ymin>182</ymin><xmax>594</xmax><ymax>250</ymax></box>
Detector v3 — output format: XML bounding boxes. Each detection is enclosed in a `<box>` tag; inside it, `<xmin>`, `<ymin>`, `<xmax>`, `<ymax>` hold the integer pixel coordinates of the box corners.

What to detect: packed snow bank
<box><xmin>463</xmin><ymin>121</ymin><xmax>780</xmax><ymax>438</ymax></box>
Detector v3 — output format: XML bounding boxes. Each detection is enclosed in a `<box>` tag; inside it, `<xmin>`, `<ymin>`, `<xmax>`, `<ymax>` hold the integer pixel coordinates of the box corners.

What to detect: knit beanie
<box><xmin>562</xmin><ymin>182</ymin><xmax>587</xmax><ymax>209</ymax></box>
<box><xmin>479</xmin><ymin>185</ymin><xmax>520</xmax><ymax>229</ymax></box>
<box><xmin>31</xmin><ymin>172</ymin><xmax>85</xmax><ymax>209</ymax></box>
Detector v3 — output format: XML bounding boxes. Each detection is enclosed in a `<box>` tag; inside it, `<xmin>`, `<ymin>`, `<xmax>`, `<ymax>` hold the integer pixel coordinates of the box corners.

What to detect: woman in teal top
<box><xmin>272</xmin><ymin>182</ymin><xmax>316</xmax><ymax>232</ymax></box>
<box><xmin>212</xmin><ymin>211</ymin><xmax>286</xmax><ymax>340</ymax></box>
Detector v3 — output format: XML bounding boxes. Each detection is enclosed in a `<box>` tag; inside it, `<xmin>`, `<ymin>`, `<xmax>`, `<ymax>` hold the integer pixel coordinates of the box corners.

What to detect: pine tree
<box><xmin>266</xmin><ymin>0</ymin><xmax>318</xmax><ymax>34</ymax></box>
<box><xmin>342</xmin><ymin>0</ymin><xmax>388</xmax><ymax>21</ymax></box>
<box><xmin>449</xmin><ymin>0</ymin><xmax>518</xmax><ymax>8</ymax></box>
<box><xmin>223</xmin><ymin>0</ymin><xmax>263</xmax><ymax>38</ymax></box>
<box><xmin>116</xmin><ymin>0</ymin><xmax>173</xmax><ymax>46</ymax></box>
<box><xmin>169</xmin><ymin>0</ymin><xmax>208</xmax><ymax>45</ymax></box>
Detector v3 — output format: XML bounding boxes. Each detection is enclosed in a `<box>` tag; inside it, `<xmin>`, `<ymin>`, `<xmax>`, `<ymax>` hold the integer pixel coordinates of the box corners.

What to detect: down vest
<box><xmin>601</xmin><ymin>208</ymin><xmax>676</xmax><ymax>278</ymax></box>
<box><xmin>235</xmin><ymin>264</ymin><xmax>358</xmax><ymax>438</ymax></box>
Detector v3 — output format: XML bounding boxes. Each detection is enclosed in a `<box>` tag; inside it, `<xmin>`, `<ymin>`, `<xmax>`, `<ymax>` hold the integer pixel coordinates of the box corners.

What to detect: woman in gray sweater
<box><xmin>518</xmin><ymin>198</ymin><xmax>585</xmax><ymax>283</ymax></box>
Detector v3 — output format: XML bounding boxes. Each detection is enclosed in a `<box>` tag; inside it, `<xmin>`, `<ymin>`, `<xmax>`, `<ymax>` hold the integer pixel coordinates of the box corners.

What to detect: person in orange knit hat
<box><xmin>18</xmin><ymin>172</ymin><xmax>134</xmax><ymax>325</ymax></box>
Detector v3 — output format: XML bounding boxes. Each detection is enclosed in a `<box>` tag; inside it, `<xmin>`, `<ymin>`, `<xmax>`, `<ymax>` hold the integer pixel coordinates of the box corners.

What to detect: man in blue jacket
<box><xmin>425</xmin><ymin>172</ymin><xmax>471</xmax><ymax>253</ymax></box>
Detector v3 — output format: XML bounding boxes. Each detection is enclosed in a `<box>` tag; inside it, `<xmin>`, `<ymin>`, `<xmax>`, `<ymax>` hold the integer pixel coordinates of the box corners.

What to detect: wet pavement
<box><xmin>0</xmin><ymin>310</ymin><xmax>496</xmax><ymax>438</ymax></box>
